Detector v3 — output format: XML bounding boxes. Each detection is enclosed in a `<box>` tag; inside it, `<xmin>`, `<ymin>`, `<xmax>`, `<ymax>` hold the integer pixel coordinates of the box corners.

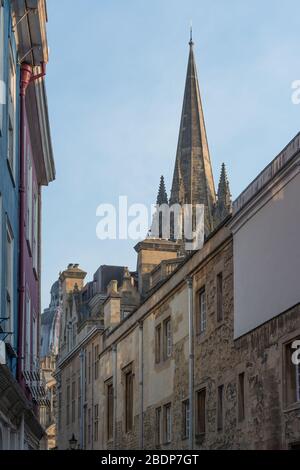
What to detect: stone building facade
<box><xmin>56</xmin><ymin>212</ymin><xmax>300</xmax><ymax>450</ymax></box>
<box><xmin>39</xmin><ymin>281</ymin><xmax>62</xmax><ymax>449</ymax></box>
<box><xmin>55</xmin><ymin>39</ymin><xmax>300</xmax><ymax>450</ymax></box>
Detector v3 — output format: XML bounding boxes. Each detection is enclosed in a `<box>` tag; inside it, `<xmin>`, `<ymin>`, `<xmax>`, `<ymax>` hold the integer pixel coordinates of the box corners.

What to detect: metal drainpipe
<box><xmin>138</xmin><ymin>321</ymin><xmax>144</xmax><ymax>449</ymax></box>
<box><xmin>186</xmin><ymin>277</ymin><xmax>194</xmax><ymax>450</ymax></box>
<box><xmin>17</xmin><ymin>64</ymin><xmax>32</xmax><ymax>386</ymax></box>
<box><xmin>79</xmin><ymin>348</ymin><xmax>85</xmax><ymax>449</ymax></box>
<box><xmin>112</xmin><ymin>344</ymin><xmax>117</xmax><ymax>449</ymax></box>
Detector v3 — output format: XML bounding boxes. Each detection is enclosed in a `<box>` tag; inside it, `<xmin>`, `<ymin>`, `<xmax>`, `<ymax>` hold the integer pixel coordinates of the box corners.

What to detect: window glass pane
<box><xmin>238</xmin><ymin>373</ymin><xmax>245</xmax><ymax>422</ymax></box>
<box><xmin>164</xmin><ymin>404</ymin><xmax>171</xmax><ymax>443</ymax></box>
<box><xmin>197</xmin><ymin>389</ymin><xmax>206</xmax><ymax>434</ymax></box>
<box><xmin>108</xmin><ymin>383</ymin><xmax>114</xmax><ymax>439</ymax></box>
<box><xmin>155</xmin><ymin>325</ymin><xmax>161</xmax><ymax>363</ymax></box>
<box><xmin>199</xmin><ymin>289</ymin><xmax>206</xmax><ymax>333</ymax></box>
<box><xmin>217</xmin><ymin>385</ymin><xmax>224</xmax><ymax>431</ymax></box>
<box><xmin>164</xmin><ymin>319</ymin><xmax>172</xmax><ymax>359</ymax></box>
<box><xmin>155</xmin><ymin>407</ymin><xmax>161</xmax><ymax>446</ymax></box>
<box><xmin>182</xmin><ymin>400</ymin><xmax>190</xmax><ymax>438</ymax></box>
<box><xmin>125</xmin><ymin>371</ymin><xmax>133</xmax><ymax>432</ymax></box>
<box><xmin>217</xmin><ymin>273</ymin><xmax>223</xmax><ymax>322</ymax></box>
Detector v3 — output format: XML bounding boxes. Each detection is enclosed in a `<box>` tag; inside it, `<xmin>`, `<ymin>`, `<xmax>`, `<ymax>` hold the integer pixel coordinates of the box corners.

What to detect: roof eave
<box><xmin>34</xmin><ymin>77</ymin><xmax>56</xmax><ymax>184</ymax></box>
<box><xmin>12</xmin><ymin>0</ymin><xmax>49</xmax><ymax>66</ymax></box>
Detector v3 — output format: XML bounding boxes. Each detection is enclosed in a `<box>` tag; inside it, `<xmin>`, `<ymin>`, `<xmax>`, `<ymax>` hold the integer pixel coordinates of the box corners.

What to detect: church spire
<box><xmin>170</xmin><ymin>36</ymin><xmax>216</xmax><ymax>236</ymax></box>
<box><xmin>156</xmin><ymin>175</ymin><xmax>168</xmax><ymax>205</ymax></box>
<box><xmin>189</xmin><ymin>23</ymin><xmax>193</xmax><ymax>46</ymax></box>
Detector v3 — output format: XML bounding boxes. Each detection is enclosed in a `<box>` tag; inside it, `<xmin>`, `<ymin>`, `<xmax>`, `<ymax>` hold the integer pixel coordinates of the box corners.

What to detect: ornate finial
<box><xmin>189</xmin><ymin>21</ymin><xmax>194</xmax><ymax>46</ymax></box>
<box><xmin>214</xmin><ymin>162</ymin><xmax>232</xmax><ymax>225</ymax></box>
<box><xmin>156</xmin><ymin>175</ymin><xmax>168</xmax><ymax>206</ymax></box>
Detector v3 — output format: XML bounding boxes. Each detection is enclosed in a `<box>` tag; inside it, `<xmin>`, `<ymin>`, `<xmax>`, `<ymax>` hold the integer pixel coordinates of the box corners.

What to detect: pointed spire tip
<box><xmin>189</xmin><ymin>21</ymin><xmax>194</xmax><ymax>47</ymax></box>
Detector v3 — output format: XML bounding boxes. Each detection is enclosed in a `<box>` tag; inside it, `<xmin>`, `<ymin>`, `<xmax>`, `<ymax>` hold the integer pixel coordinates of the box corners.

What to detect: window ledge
<box><xmin>215</xmin><ymin>320</ymin><xmax>226</xmax><ymax>330</ymax></box>
<box><xmin>26</xmin><ymin>239</ymin><xmax>32</xmax><ymax>258</ymax></box>
<box><xmin>155</xmin><ymin>357</ymin><xmax>172</xmax><ymax>369</ymax></box>
<box><xmin>283</xmin><ymin>402</ymin><xmax>300</xmax><ymax>413</ymax></box>
<box><xmin>33</xmin><ymin>266</ymin><xmax>39</xmax><ymax>281</ymax></box>
<box><xmin>196</xmin><ymin>332</ymin><xmax>207</xmax><ymax>344</ymax></box>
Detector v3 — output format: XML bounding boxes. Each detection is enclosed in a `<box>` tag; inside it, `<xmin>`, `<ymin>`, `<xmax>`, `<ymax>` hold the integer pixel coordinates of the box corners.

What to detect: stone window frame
<box><xmin>94</xmin><ymin>343</ymin><xmax>99</xmax><ymax>381</ymax></box>
<box><xmin>217</xmin><ymin>383</ymin><xmax>224</xmax><ymax>432</ymax></box>
<box><xmin>163</xmin><ymin>402</ymin><xmax>172</xmax><ymax>445</ymax></box>
<box><xmin>94</xmin><ymin>403</ymin><xmax>99</xmax><ymax>442</ymax></box>
<box><xmin>216</xmin><ymin>271</ymin><xmax>224</xmax><ymax>323</ymax></box>
<box><xmin>154</xmin><ymin>308</ymin><xmax>173</xmax><ymax>366</ymax></box>
<box><xmin>155</xmin><ymin>324</ymin><xmax>162</xmax><ymax>364</ymax></box>
<box><xmin>235</xmin><ymin>364</ymin><xmax>248</xmax><ymax>428</ymax></box>
<box><xmin>181</xmin><ymin>398</ymin><xmax>190</xmax><ymax>441</ymax></box>
<box><xmin>121</xmin><ymin>362</ymin><xmax>134</xmax><ymax>434</ymax></box>
<box><xmin>280</xmin><ymin>329</ymin><xmax>300</xmax><ymax>412</ymax></box>
<box><xmin>163</xmin><ymin>317</ymin><xmax>172</xmax><ymax>360</ymax></box>
<box><xmin>196</xmin><ymin>286</ymin><xmax>207</xmax><ymax>335</ymax></box>
<box><xmin>237</xmin><ymin>372</ymin><xmax>245</xmax><ymax>423</ymax></box>
<box><xmin>155</xmin><ymin>406</ymin><xmax>162</xmax><ymax>448</ymax></box>
<box><xmin>88</xmin><ymin>349</ymin><xmax>92</xmax><ymax>385</ymax></box>
<box><xmin>105</xmin><ymin>377</ymin><xmax>114</xmax><ymax>442</ymax></box>
<box><xmin>214</xmin><ymin>259</ymin><xmax>226</xmax><ymax>327</ymax></box>
<box><xmin>195</xmin><ymin>387</ymin><xmax>206</xmax><ymax>437</ymax></box>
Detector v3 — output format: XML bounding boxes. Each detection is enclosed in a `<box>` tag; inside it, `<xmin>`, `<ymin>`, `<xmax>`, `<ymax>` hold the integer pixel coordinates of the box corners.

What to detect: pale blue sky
<box><xmin>41</xmin><ymin>0</ymin><xmax>300</xmax><ymax>308</ymax></box>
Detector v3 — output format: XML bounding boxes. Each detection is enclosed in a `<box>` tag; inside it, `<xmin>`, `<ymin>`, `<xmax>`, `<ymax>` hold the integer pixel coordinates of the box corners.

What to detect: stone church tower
<box><xmin>136</xmin><ymin>35</ymin><xmax>232</xmax><ymax>295</ymax></box>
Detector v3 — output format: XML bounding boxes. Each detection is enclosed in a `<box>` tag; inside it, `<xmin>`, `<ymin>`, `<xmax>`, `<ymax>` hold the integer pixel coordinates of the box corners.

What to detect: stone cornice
<box><xmin>233</xmin><ymin>131</ymin><xmax>300</xmax><ymax>217</ymax></box>
<box><xmin>230</xmin><ymin>146</ymin><xmax>300</xmax><ymax>234</ymax></box>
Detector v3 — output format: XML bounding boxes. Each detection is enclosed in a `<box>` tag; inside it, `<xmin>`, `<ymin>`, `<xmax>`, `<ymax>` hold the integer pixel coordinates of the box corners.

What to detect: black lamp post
<box><xmin>69</xmin><ymin>434</ymin><xmax>78</xmax><ymax>450</ymax></box>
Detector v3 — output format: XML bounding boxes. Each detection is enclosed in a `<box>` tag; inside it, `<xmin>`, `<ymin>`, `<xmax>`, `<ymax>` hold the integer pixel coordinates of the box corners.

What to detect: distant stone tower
<box><xmin>214</xmin><ymin>163</ymin><xmax>232</xmax><ymax>226</ymax></box>
<box><xmin>136</xmin><ymin>34</ymin><xmax>233</xmax><ymax>295</ymax></box>
<box><xmin>169</xmin><ymin>35</ymin><xmax>217</xmax><ymax>236</ymax></box>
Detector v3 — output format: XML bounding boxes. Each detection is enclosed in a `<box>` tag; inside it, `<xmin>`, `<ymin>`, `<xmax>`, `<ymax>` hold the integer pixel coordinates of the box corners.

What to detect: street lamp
<box><xmin>69</xmin><ymin>434</ymin><xmax>78</xmax><ymax>450</ymax></box>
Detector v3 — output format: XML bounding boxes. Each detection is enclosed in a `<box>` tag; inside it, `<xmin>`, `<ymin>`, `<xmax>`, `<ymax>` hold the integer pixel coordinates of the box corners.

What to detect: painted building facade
<box><xmin>0</xmin><ymin>0</ymin><xmax>55</xmax><ymax>450</ymax></box>
<box><xmin>0</xmin><ymin>0</ymin><xmax>21</xmax><ymax>450</ymax></box>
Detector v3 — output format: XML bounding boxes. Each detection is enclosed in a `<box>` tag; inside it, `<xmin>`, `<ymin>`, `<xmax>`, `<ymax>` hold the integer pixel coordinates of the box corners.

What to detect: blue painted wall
<box><xmin>0</xmin><ymin>0</ymin><xmax>20</xmax><ymax>376</ymax></box>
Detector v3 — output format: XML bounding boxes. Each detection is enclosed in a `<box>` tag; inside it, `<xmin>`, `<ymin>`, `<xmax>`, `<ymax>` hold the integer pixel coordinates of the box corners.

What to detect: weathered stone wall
<box><xmin>111</xmin><ymin>236</ymin><xmax>300</xmax><ymax>450</ymax></box>
<box><xmin>57</xmin><ymin>228</ymin><xmax>300</xmax><ymax>450</ymax></box>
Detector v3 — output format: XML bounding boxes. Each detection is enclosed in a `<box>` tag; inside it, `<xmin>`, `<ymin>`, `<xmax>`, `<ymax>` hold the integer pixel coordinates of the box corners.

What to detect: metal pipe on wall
<box><xmin>112</xmin><ymin>344</ymin><xmax>117</xmax><ymax>448</ymax></box>
<box><xmin>186</xmin><ymin>276</ymin><xmax>194</xmax><ymax>450</ymax></box>
<box><xmin>138</xmin><ymin>321</ymin><xmax>144</xmax><ymax>449</ymax></box>
<box><xmin>17</xmin><ymin>63</ymin><xmax>32</xmax><ymax>387</ymax></box>
<box><xmin>79</xmin><ymin>348</ymin><xmax>85</xmax><ymax>449</ymax></box>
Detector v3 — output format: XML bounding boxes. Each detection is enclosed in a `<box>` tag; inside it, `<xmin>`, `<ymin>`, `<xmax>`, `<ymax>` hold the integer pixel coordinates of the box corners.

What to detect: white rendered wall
<box><xmin>233</xmin><ymin>171</ymin><xmax>300</xmax><ymax>338</ymax></box>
